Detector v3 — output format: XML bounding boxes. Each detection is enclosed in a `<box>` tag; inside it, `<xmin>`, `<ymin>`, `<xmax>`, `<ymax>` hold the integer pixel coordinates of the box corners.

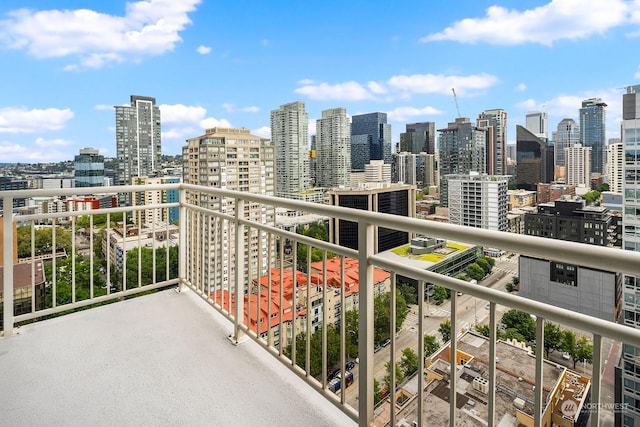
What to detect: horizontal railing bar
<box><xmin>14</xmin><ymin>279</ymin><xmax>179</xmax><ymax>324</ymax></box>
<box><xmin>1</xmin><ymin>183</ymin><xmax>181</xmax><ymax>199</ymax></box>
<box><xmin>14</xmin><ymin>203</ymin><xmax>179</xmax><ymax>223</ymax></box>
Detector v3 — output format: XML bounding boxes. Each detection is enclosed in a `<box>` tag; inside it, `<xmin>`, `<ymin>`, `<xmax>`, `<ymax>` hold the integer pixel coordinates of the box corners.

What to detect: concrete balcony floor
<box><xmin>0</xmin><ymin>289</ymin><xmax>355</xmax><ymax>427</ymax></box>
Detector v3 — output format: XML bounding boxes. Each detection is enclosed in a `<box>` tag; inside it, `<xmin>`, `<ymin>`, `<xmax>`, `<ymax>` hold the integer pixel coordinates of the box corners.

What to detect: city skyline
<box><xmin>1</xmin><ymin>0</ymin><xmax>640</xmax><ymax>163</ymax></box>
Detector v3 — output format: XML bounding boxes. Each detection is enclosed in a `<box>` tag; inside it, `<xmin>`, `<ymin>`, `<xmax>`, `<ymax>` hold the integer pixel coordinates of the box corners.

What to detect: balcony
<box><xmin>2</xmin><ymin>183</ymin><xmax>640</xmax><ymax>427</ymax></box>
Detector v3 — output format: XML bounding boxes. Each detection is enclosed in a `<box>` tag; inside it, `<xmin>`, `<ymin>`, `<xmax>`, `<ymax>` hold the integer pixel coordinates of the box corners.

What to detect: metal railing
<box><xmin>3</xmin><ymin>183</ymin><xmax>640</xmax><ymax>427</ymax></box>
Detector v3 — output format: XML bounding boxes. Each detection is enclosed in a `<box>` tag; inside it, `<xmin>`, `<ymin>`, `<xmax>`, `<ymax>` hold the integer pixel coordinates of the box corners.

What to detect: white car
<box><xmin>562</xmin><ymin>353</ymin><xmax>571</xmax><ymax>360</ymax></box>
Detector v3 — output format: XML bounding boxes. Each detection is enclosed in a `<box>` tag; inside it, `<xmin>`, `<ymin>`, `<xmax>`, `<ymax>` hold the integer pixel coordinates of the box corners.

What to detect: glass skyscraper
<box><xmin>579</xmin><ymin>98</ymin><xmax>607</xmax><ymax>175</ymax></box>
<box><xmin>74</xmin><ymin>147</ymin><xmax>104</xmax><ymax>188</ymax></box>
<box><xmin>350</xmin><ymin>112</ymin><xmax>391</xmax><ymax>170</ymax></box>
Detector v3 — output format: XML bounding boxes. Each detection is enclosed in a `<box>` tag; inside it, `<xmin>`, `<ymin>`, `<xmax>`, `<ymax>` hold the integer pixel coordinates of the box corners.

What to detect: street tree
<box><xmin>399</xmin><ymin>347</ymin><xmax>419</xmax><ymax>377</ymax></box>
<box><xmin>465</xmin><ymin>263</ymin><xmax>484</xmax><ymax>281</ymax></box>
<box><xmin>290</xmin><ymin>324</ymin><xmax>341</xmax><ymax>377</ymax></box>
<box><xmin>501</xmin><ymin>309</ymin><xmax>535</xmax><ymax>342</ymax></box>
<box><xmin>543</xmin><ymin>322</ymin><xmax>563</xmax><ymax>358</ymax></box>
<box><xmin>374</xmin><ymin>291</ymin><xmax>409</xmax><ymax>344</ymax></box>
<box><xmin>383</xmin><ymin>361</ymin><xmax>405</xmax><ymax>391</ymax></box>
<box><xmin>475</xmin><ymin>257</ymin><xmax>491</xmax><ymax>275</ymax></box>
<box><xmin>439</xmin><ymin>319</ymin><xmax>451</xmax><ymax>343</ymax></box>
<box><xmin>424</xmin><ymin>334</ymin><xmax>440</xmax><ymax>357</ymax></box>
<box><xmin>398</xmin><ymin>283</ymin><xmax>418</xmax><ymax>305</ymax></box>
<box><xmin>575</xmin><ymin>336</ymin><xmax>594</xmax><ymax>368</ymax></box>
<box><xmin>561</xmin><ymin>330</ymin><xmax>578</xmax><ymax>368</ymax></box>
<box><xmin>432</xmin><ymin>285</ymin><xmax>450</xmax><ymax>303</ymax></box>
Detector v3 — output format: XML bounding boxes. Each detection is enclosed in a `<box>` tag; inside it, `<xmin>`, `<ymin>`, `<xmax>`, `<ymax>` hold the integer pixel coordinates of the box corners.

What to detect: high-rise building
<box><xmin>350</xmin><ymin>112</ymin><xmax>391</xmax><ymax>170</ymax></box>
<box><xmin>438</xmin><ymin>118</ymin><xmax>487</xmax><ymax>207</ymax></box>
<box><xmin>316</xmin><ymin>108</ymin><xmax>351</xmax><ymax>188</ymax></box>
<box><xmin>328</xmin><ymin>183</ymin><xmax>416</xmax><ymax>253</ymax></box>
<box><xmin>477</xmin><ymin>109</ymin><xmax>507</xmax><ymax>175</ymax></box>
<box><xmin>446</xmin><ymin>172</ymin><xmax>509</xmax><ymax>231</ymax></box>
<box><xmin>525</xmin><ymin>111</ymin><xmax>548</xmax><ymax>139</ymax></box>
<box><xmin>270</xmin><ymin>102</ymin><xmax>310</xmax><ymax>199</ymax></box>
<box><xmin>607</xmin><ymin>139</ymin><xmax>624</xmax><ymax>194</ymax></box>
<box><xmin>182</xmin><ymin>127</ymin><xmax>275</xmax><ymax>292</ymax></box>
<box><xmin>399</xmin><ymin>122</ymin><xmax>436</xmax><ymax>154</ymax></box>
<box><xmin>516</xmin><ymin>125</ymin><xmax>553</xmax><ymax>191</ymax></box>
<box><xmin>520</xmin><ymin>197</ymin><xmax>622</xmax><ymax>322</ymax></box>
<box><xmin>618</xmin><ymin>84</ymin><xmax>640</xmax><ymax>427</ymax></box>
<box><xmin>552</xmin><ymin>118</ymin><xmax>580</xmax><ymax>170</ymax></box>
<box><xmin>115</xmin><ymin>95</ymin><xmax>161</xmax><ymax>205</ymax></box>
<box><xmin>579</xmin><ymin>98</ymin><xmax>607</xmax><ymax>175</ymax></box>
<box><xmin>131</xmin><ymin>176</ymin><xmax>180</xmax><ymax>225</ymax></box>
<box><xmin>392</xmin><ymin>152</ymin><xmax>437</xmax><ymax>188</ymax></box>
<box><xmin>564</xmin><ymin>144</ymin><xmax>591</xmax><ymax>187</ymax></box>
<box><xmin>364</xmin><ymin>160</ymin><xmax>391</xmax><ymax>183</ymax></box>
<box><xmin>74</xmin><ymin>148</ymin><xmax>104</xmax><ymax>188</ymax></box>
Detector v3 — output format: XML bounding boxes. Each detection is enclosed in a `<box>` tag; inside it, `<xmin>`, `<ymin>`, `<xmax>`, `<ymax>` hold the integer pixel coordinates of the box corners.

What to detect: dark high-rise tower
<box><xmin>516</xmin><ymin>125</ymin><xmax>553</xmax><ymax>190</ymax></box>
<box><xmin>399</xmin><ymin>122</ymin><xmax>435</xmax><ymax>154</ymax></box>
<box><xmin>350</xmin><ymin>112</ymin><xmax>391</xmax><ymax>170</ymax></box>
<box><xmin>437</xmin><ymin>118</ymin><xmax>487</xmax><ymax>207</ymax></box>
<box><xmin>579</xmin><ymin>98</ymin><xmax>606</xmax><ymax>175</ymax></box>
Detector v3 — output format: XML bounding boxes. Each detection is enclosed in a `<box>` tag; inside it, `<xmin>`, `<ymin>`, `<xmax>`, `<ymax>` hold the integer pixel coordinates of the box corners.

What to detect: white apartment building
<box><xmin>316</xmin><ymin>108</ymin><xmax>351</xmax><ymax>188</ymax></box>
<box><xmin>447</xmin><ymin>172</ymin><xmax>509</xmax><ymax>231</ymax></box>
<box><xmin>565</xmin><ymin>143</ymin><xmax>591</xmax><ymax>186</ymax></box>
<box><xmin>608</xmin><ymin>139</ymin><xmax>624</xmax><ymax>194</ymax></box>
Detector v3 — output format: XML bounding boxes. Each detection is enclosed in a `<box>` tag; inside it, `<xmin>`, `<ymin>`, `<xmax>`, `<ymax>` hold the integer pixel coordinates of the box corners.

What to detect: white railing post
<box><xmin>178</xmin><ymin>186</ymin><xmax>187</xmax><ymax>292</ymax></box>
<box><xmin>232</xmin><ymin>199</ymin><xmax>245</xmax><ymax>343</ymax></box>
<box><xmin>2</xmin><ymin>201</ymin><xmax>14</xmax><ymax>336</ymax></box>
<box><xmin>358</xmin><ymin>221</ymin><xmax>375</xmax><ymax>426</ymax></box>
<box><xmin>590</xmin><ymin>334</ymin><xmax>602</xmax><ymax>427</ymax></box>
<box><xmin>534</xmin><ymin>317</ymin><xmax>545</xmax><ymax>427</ymax></box>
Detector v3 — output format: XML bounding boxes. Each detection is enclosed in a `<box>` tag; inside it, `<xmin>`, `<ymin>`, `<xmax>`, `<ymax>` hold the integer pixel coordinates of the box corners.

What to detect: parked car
<box><xmin>328</xmin><ymin>369</ymin><xmax>341</xmax><ymax>380</ymax></box>
<box><xmin>381</xmin><ymin>337</ymin><xmax>391</xmax><ymax>347</ymax></box>
<box><xmin>562</xmin><ymin>353</ymin><xmax>571</xmax><ymax>360</ymax></box>
<box><xmin>346</xmin><ymin>361</ymin><xmax>355</xmax><ymax>371</ymax></box>
<box><xmin>374</xmin><ymin>345</ymin><xmax>382</xmax><ymax>353</ymax></box>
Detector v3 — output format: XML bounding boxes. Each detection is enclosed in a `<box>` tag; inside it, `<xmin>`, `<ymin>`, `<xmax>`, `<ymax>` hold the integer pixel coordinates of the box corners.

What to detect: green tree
<box><xmin>465</xmin><ymin>263</ymin><xmax>484</xmax><ymax>281</ymax></box>
<box><xmin>374</xmin><ymin>378</ymin><xmax>382</xmax><ymax>405</ymax></box>
<box><xmin>17</xmin><ymin>226</ymin><xmax>73</xmax><ymax>258</ymax></box>
<box><xmin>345</xmin><ymin>309</ymin><xmax>359</xmax><ymax>358</ymax></box>
<box><xmin>118</xmin><ymin>246</ymin><xmax>179</xmax><ymax>290</ymax></box>
<box><xmin>543</xmin><ymin>322</ymin><xmax>563</xmax><ymax>358</ymax></box>
<box><xmin>43</xmin><ymin>255</ymin><xmax>107</xmax><ymax>307</ymax></box>
<box><xmin>432</xmin><ymin>285</ymin><xmax>450</xmax><ymax>303</ymax></box>
<box><xmin>289</xmin><ymin>324</ymin><xmax>341</xmax><ymax>377</ymax></box>
<box><xmin>561</xmin><ymin>330</ymin><xmax>578</xmax><ymax>368</ymax></box>
<box><xmin>439</xmin><ymin>319</ymin><xmax>451</xmax><ymax>343</ymax></box>
<box><xmin>424</xmin><ymin>334</ymin><xmax>440</xmax><ymax>357</ymax></box>
<box><xmin>501</xmin><ymin>309</ymin><xmax>535</xmax><ymax>342</ymax></box>
<box><xmin>475</xmin><ymin>257</ymin><xmax>491</xmax><ymax>275</ymax></box>
<box><xmin>475</xmin><ymin>324</ymin><xmax>504</xmax><ymax>340</ymax></box>
<box><xmin>374</xmin><ymin>291</ymin><xmax>409</xmax><ymax>344</ymax></box>
<box><xmin>575</xmin><ymin>336</ymin><xmax>594</xmax><ymax>367</ymax></box>
<box><xmin>399</xmin><ymin>347</ymin><xmax>419</xmax><ymax>377</ymax></box>
<box><xmin>383</xmin><ymin>361</ymin><xmax>405</xmax><ymax>391</ymax></box>
<box><xmin>398</xmin><ymin>283</ymin><xmax>418</xmax><ymax>305</ymax></box>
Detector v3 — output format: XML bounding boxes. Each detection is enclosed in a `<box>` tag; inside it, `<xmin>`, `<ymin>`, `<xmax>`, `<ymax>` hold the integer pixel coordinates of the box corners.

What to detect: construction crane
<box><xmin>451</xmin><ymin>88</ymin><xmax>461</xmax><ymax>117</ymax></box>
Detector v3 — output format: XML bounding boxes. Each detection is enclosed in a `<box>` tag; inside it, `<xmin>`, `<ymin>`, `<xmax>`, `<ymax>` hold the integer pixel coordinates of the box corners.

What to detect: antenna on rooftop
<box><xmin>452</xmin><ymin>88</ymin><xmax>461</xmax><ymax>118</ymax></box>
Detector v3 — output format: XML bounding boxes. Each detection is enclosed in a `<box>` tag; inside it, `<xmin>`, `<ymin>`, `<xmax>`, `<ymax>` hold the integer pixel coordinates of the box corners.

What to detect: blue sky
<box><xmin>1</xmin><ymin>0</ymin><xmax>639</xmax><ymax>163</ymax></box>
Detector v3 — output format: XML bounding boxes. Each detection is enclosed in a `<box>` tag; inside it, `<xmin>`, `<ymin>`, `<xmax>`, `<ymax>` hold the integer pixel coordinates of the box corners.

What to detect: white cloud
<box><xmin>221</xmin><ymin>104</ymin><xmax>259</xmax><ymax>113</ymax></box>
<box><xmin>421</xmin><ymin>0</ymin><xmax>629</xmax><ymax>46</ymax></box>
<box><xmin>242</xmin><ymin>106</ymin><xmax>260</xmax><ymax>113</ymax></box>
<box><xmin>295</xmin><ymin>81</ymin><xmax>374</xmax><ymax>101</ymax></box>
<box><xmin>298</xmin><ymin>78</ymin><xmax>314</xmax><ymax>85</ymax></box>
<box><xmin>385</xmin><ymin>106</ymin><xmax>444</xmax><ymax>122</ymax></box>
<box><xmin>200</xmin><ymin>117</ymin><xmax>232</xmax><ymax>129</ymax></box>
<box><xmin>222</xmin><ymin>103</ymin><xmax>235</xmax><ymax>112</ymax></box>
<box><xmin>196</xmin><ymin>45</ymin><xmax>211</xmax><ymax>55</ymax></box>
<box><xmin>0</xmin><ymin>141</ymin><xmax>68</xmax><ymax>162</ymax></box>
<box><xmin>0</xmin><ymin>0</ymin><xmax>201</xmax><ymax>69</ymax></box>
<box><xmin>35</xmin><ymin>137</ymin><xmax>73</xmax><ymax>147</ymax></box>
<box><xmin>162</xmin><ymin>126</ymin><xmax>198</xmax><ymax>140</ymax></box>
<box><xmin>94</xmin><ymin>104</ymin><xmax>113</xmax><ymax>111</ymax></box>
<box><xmin>517</xmin><ymin>83</ymin><xmax>527</xmax><ymax>91</ymax></box>
<box><xmin>386</xmin><ymin>73</ymin><xmax>499</xmax><ymax>97</ymax></box>
<box><xmin>0</xmin><ymin>107</ymin><xmax>74</xmax><ymax>133</ymax></box>
<box><xmin>159</xmin><ymin>104</ymin><xmax>206</xmax><ymax>123</ymax></box>
<box><xmin>635</xmin><ymin>66</ymin><xmax>640</xmax><ymax>79</ymax></box>
<box><xmin>252</xmin><ymin>126</ymin><xmax>271</xmax><ymax>139</ymax></box>
<box><xmin>367</xmin><ymin>81</ymin><xmax>388</xmax><ymax>94</ymax></box>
